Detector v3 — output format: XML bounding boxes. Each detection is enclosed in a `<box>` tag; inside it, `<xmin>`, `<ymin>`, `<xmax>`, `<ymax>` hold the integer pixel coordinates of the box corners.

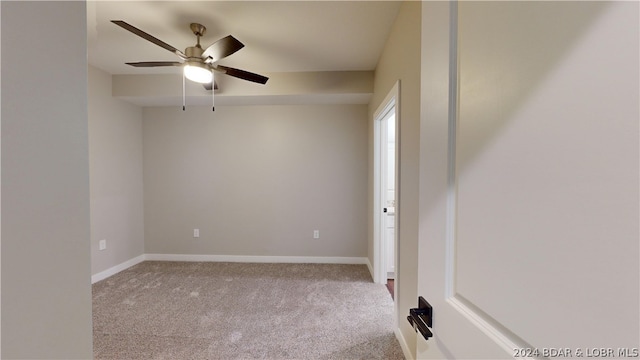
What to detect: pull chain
<box><xmin>211</xmin><ymin>71</ymin><xmax>216</xmax><ymax>111</ymax></box>
<box><xmin>182</xmin><ymin>71</ymin><xmax>186</xmax><ymax>111</ymax></box>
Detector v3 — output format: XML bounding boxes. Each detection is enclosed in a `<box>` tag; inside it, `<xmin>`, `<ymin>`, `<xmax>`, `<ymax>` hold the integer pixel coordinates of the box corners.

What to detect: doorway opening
<box><xmin>373</xmin><ymin>81</ymin><xmax>399</xmax><ymax>303</ymax></box>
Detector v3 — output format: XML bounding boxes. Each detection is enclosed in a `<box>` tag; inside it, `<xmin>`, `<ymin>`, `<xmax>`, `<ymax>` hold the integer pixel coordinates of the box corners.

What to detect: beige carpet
<box><xmin>93</xmin><ymin>261</ymin><xmax>405</xmax><ymax>360</ymax></box>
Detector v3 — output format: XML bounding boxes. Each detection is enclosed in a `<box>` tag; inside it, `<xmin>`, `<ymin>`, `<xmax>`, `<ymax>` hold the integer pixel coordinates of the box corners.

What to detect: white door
<box><xmin>374</xmin><ymin>82</ymin><xmax>399</xmax><ymax>285</ymax></box>
<box><xmin>385</xmin><ymin>112</ymin><xmax>396</xmax><ymax>279</ymax></box>
<box><xmin>417</xmin><ymin>2</ymin><xmax>639</xmax><ymax>358</ymax></box>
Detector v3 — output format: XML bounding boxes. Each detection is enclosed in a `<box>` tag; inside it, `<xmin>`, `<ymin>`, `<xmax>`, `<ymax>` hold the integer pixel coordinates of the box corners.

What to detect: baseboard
<box><xmin>91</xmin><ymin>254</ymin><xmax>146</xmax><ymax>284</ymax></box>
<box><xmin>145</xmin><ymin>253</ymin><xmax>369</xmax><ymax>265</ymax></box>
<box><xmin>366</xmin><ymin>257</ymin><xmax>374</xmax><ymax>279</ymax></box>
<box><xmin>92</xmin><ymin>254</ymin><xmax>369</xmax><ymax>283</ymax></box>
<box><xmin>395</xmin><ymin>327</ymin><xmax>415</xmax><ymax>360</ymax></box>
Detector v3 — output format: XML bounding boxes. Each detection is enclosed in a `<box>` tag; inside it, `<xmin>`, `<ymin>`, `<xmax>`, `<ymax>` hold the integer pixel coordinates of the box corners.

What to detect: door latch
<box><xmin>407</xmin><ymin>296</ymin><xmax>433</xmax><ymax>340</ymax></box>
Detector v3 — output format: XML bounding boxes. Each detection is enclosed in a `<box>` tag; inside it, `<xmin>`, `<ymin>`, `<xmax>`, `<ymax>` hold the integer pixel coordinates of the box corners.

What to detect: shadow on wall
<box><xmin>455</xmin><ymin>1</ymin><xmax>612</xmax><ymax>173</ymax></box>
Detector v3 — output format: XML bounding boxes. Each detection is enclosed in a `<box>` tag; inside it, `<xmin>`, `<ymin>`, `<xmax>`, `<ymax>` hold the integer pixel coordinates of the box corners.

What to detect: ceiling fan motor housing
<box><xmin>185</xmin><ymin>46</ymin><xmax>205</xmax><ymax>59</ymax></box>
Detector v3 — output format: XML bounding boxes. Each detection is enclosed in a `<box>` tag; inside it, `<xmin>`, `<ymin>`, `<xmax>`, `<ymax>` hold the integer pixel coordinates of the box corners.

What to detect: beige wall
<box><xmin>1</xmin><ymin>1</ymin><xmax>93</xmax><ymax>358</ymax></box>
<box><xmin>143</xmin><ymin>104</ymin><xmax>368</xmax><ymax>258</ymax></box>
<box><xmin>416</xmin><ymin>1</ymin><xmax>452</xmax><ymax>358</ymax></box>
<box><xmin>89</xmin><ymin>66</ymin><xmax>145</xmax><ymax>275</ymax></box>
<box><xmin>368</xmin><ymin>1</ymin><xmax>421</xmax><ymax>356</ymax></box>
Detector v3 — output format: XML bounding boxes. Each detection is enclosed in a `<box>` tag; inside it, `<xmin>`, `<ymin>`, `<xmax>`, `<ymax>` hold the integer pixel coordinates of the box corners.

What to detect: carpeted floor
<box><xmin>93</xmin><ymin>261</ymin><xmax>404</xmax><ymax>360</ymax></box>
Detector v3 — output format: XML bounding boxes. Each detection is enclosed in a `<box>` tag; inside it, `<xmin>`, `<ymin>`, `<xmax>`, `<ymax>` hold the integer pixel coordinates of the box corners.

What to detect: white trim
<box><xmin>444</xmin><ymin>0</ymin><xmax>459</xmax><ymax>299</ymax></box>
<box><xmin>365</xmin><ymin>257</ymin><xmax>374</xmax><ymax>279</ymax></box>
<box><xmin>91</xmin><ymin>254</ymin><xmax>146</xmax><ymax>284</ymax></box>
<box><xmin>447</xmin><ymin>296</ymin><xmax>520</xmax><ymax>355</ymax></box>
<box><xmin>144</xmin><ymin>253</ymin><xmax>369</xmax><ymax>265</ymax></box>
<box><xmin>395</xmin><ymin>327</ymin><xmax>415</xmax><ymax>360</ymax></box>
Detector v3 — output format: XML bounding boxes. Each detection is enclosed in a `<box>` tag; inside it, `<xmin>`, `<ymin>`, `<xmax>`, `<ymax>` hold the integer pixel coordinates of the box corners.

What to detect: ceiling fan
<box><xmin>111</xmin><ymin>20</ymin><xmax>269</xmax><ymax>92</ymax></box>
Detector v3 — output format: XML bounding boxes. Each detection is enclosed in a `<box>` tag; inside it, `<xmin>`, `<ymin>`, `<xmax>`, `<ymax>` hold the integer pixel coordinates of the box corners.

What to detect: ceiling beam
<box><xmin>111</xmin><ymin>71</ymin><xmax>373</xmax><ymax>106</ymax></box>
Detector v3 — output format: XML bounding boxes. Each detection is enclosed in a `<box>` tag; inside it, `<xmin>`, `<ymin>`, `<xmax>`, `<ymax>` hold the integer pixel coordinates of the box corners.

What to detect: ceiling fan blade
<box><xmin>112</xmin><ymin>20</ymin><xmax>186</xmax><ymax>59</ymax></box>
<box><xmin>202</xmin><ymin>35</ymin><xmax>244</xmax><ymax>63</ymax></box>
<box><xmin>216</xmin><ymin>65</ymin><xmax>268</xmax><ymax>84</ymax></box>
<box><xmin>203</xmin><ymin>81</ymin><xmax>219</xmax><ymax>91</ymax></box>
<box><xmin>125</xmin><ymin>61</ymin><xmax>182</xmax><ymax>67</ymax></box>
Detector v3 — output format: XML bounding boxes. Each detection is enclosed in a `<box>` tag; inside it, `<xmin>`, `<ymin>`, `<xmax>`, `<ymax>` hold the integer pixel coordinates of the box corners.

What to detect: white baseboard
<box><xmin>396</xmin><ymin>327</ymin><xmax>414</xmax><ymax>360</ymax></box>
<box><xmin>92</xmin><ymin>254</ymin><xmax>369</xmax><ymax>283</ymax></box>
<box><xmin>365</xmin><ymin>257</ymin><xmax>374</xmax><ymax>278</ymax></box>
<box><xmin>91</xmin><ymin>254</ymin><xmax>146</xmax><ymax>284</ymax></box>
<box><xmin>145</xmin><ymin>253</ymin><xmax>369</xmax><ymax>265</ymax></box>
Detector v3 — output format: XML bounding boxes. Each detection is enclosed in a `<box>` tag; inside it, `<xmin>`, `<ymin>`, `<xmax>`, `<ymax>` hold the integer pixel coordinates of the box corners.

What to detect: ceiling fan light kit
<box><xmin>184</xmin><ymin>62</ymin><xmax>213</xmax><ymax>84</ymax></box>
<box><xmin>111</xmin><ymin>20</ymin><xmax>268</xmax><ymax>111</ymax></box>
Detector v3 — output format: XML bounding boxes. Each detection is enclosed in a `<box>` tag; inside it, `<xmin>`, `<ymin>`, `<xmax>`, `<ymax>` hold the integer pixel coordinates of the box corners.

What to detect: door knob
<box><xmin>407</xmin><ymin>296</ymin><xmax>433</xmax><ymax>340</ymax></box>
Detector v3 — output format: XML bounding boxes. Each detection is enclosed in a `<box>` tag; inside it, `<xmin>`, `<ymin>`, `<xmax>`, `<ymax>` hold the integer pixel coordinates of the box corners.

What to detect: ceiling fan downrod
<box><xmin>190</xmin><ymin>23</ymin><xmax>207</xmax><ymax>46</ymax></box>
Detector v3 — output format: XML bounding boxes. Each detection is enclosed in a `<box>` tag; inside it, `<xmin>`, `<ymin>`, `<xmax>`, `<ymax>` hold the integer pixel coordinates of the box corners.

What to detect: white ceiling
<box><xmin>88</xmin><ymin>1</ymin><xmax>402</xmax><ymax>77</ymax></box>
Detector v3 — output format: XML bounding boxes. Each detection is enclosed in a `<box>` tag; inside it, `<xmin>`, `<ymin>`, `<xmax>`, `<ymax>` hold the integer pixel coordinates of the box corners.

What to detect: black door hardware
<box><xmin>383</xmin><ymin>207</ymin><xmax>388</xmax><ymax>213</ymax></box>
<box><xmin>407</xmin><ymin>296</ymin><xmax>433</xmax><ymax>340</ymax></box>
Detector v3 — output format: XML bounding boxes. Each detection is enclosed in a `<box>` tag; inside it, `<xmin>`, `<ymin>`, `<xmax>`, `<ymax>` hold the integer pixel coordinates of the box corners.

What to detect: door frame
<box><xmin>373</xmin><ymin>80</ymin><xmax>400</xmax><ymax>287</ymax></box>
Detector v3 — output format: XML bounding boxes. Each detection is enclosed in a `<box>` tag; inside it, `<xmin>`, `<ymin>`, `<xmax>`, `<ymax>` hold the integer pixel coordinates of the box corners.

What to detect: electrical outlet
<box><xmin>99</xmin><ymin>239</ymin><xmax>107</xmax><ymax>251</ymax></box>
<box><xmin>193</xmin><ymin>229</ymin><xmax>200</xmax><ymax>238</ymax></box>
<box><xmin>313</xmin><ymin>230</ymin><xmax>320</xmax><ymax>239</ymax></box>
